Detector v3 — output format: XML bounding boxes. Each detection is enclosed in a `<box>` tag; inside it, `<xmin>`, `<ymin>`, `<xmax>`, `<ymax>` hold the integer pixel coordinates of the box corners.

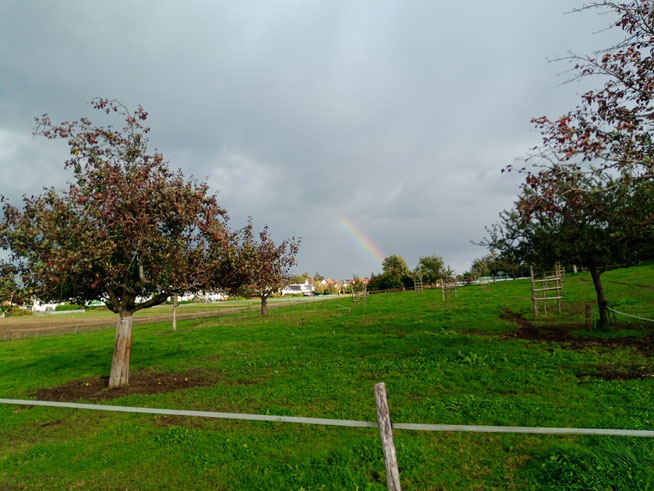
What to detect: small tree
<box><xmin>414</xmin><ymin>255</ymin><xmax>447</xmax><ymax>284</ymax></box>
<box><xmin>381</xmin><ymin>254</ymin><xmax>412</xmax><ymax>289</ymax></box>
<box><xmin>229</xmin><ymin>220</ymin><xmax>300</xmax><ymax>315</ymax></box>
<box><xmin>469</xmin><ymin>255</ymin><xmax>491</xmax><ymax>279</ymax></box>
<box><xmin>469</xmin><ymin>251</ymin><xmax>524</xmax><ymax>280</ymax></box>
<box><xmin>0</xmin><ymin>99</ymin><xmax>232</xmax><ymax>388</ymax></box>
<box><xmin>350</xmin><ymin>275</ymin><xmax>367</xmax><ymax>293</ymax></box>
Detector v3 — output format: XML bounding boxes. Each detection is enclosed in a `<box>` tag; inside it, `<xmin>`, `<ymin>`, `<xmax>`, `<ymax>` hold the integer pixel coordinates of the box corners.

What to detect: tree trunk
<box><xmin>108</xmin><ymin>313</ymin><xmax>133</xmax><ymax>388</ymax></box>
<box><xmin>172</xmin><ymin>294</ymin><xmax>178</xmax><ymax>331</ymax></box>
<box><xmin>260</xmin><ymin>296</ymin><xmax>268</xmax><ymax>316</ymax></box>
<box><xmin>589</xmin><ymin>264</ymin><xmax>609</xmax><ymax>330</ymax></box>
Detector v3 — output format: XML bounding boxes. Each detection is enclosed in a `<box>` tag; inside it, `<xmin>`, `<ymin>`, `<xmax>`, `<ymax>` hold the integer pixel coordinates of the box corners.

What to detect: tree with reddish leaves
<box><xmin>486</xmin><ymin>176</ymin><xmax>653</xmax><ymax>327</ymax></box>
<box><xmin>495</xmin><ymin>2</ymin><xmax>654</xmax><ymax>329</ymax></box>
<box><xmin>227</xmin><ymin>220</ymin><xmax>300</xmax><ymax>316</ymax></box>
<box><xmin>0</xmin><ymin>99</ymin><xmax>232</xmax><ymax>388</ymax></box>
<box><xmin>514</xmin><ymin>1</ymin><xmax>654</xmax><ymax>180</ymax></box>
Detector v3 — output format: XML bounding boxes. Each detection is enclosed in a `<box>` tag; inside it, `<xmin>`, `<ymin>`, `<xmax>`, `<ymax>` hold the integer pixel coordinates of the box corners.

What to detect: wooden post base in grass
<box><xmin>108</xmin><ymin>315</ymin><xmax>133</xmax><ymax>388</ymax></box>
<box><xmin>374</xmin><ymin>382</ymin><xmax>401</xmax><ymax>491</ymax></box>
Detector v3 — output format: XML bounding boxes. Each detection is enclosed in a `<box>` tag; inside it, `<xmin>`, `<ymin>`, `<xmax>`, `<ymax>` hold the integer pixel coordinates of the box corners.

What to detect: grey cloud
<box><xmin>0</xmin><ymin>0</ymin><xmax>616</xmax><ymax>278</ymax></box>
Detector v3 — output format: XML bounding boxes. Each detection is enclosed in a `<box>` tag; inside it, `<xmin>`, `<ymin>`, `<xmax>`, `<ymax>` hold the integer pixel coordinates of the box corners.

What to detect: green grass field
<box><xmin>1</xmin><ymin>266</ymin><xmax>652</xmax><ymax>489</ymax></box>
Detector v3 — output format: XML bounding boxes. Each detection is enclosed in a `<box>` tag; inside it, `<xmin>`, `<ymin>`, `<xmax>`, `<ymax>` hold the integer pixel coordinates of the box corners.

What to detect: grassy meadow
<box><xmin>0</xmin><ymin>266</ymin><xmax>652</xmax><ymax>489</ymax></box>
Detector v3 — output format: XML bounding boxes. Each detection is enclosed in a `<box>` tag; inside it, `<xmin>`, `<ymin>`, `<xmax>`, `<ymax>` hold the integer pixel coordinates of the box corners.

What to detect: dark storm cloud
<box><xmin>0</xmin><ymin>0</ymin><xmax>616</xmax><ymax>277</ymax></box>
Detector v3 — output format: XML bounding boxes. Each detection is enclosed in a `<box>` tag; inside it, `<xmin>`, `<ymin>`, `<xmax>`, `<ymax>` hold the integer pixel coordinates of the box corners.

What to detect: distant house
<box><xmin>31</xmin><ymin>299</ymin><xmax>62</xmax><ymax>312</ymax></box>
<box><xmin>317</xmin><ymin>278</ymin><xmax>337</xmax><ymax>287</ymax></box>
<box><xmin>281</xmin><ymin>280</ymin><xmax>314</xmax><ymax>296</ymax></box>
<box><xmin>341</xmin><ymin>278</ymin><xmax>370</xmax><ymax>287</ymax></box>
<box><xmin>164</xmin><ymin>292</ymin><xmax>229</xmax><ymax>303</ymax></box>
<box><xmin>196</xmin><ymin>291</ymin><xmax>228</xmax><ymax>302</ymax></box>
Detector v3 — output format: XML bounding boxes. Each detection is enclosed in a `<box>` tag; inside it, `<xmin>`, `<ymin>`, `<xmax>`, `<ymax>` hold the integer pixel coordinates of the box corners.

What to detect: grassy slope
<box><xmin>0</xmin><ymin>266</ymin><xmax>652</xmax><ymax>489</ymax></box>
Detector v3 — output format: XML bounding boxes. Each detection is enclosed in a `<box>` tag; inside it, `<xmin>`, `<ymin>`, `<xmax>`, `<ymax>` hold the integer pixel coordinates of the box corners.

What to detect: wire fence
<box><xmin>608</xmin><ymin>307</ymin><xmax>654</xmax><ymax>323</ymax></box>
<box><xmin>2</xmin><ymin>381</ymin><xmax>651</xmax><ymax>489</ymax></box>
<box><xmin>0</xmin><ymin>297</ymin><xmax>345</xmax><ymax>341</ymax></box>
<box><xmin>1</xmin><ymin>398</ymin><xmax>652</xmax><ymax>438</ymax></box>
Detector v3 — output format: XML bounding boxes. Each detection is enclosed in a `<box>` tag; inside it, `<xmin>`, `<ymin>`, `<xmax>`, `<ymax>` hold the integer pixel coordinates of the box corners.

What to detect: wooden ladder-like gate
<box><xmin>530</xmin><ymin>265</ymin><xmax>563</xmax><ymax>317</ymax></box>
<box><xmin>414</xmin><ymin>276</ymin><xmax>424</xmax><ymax>294</ymax></box>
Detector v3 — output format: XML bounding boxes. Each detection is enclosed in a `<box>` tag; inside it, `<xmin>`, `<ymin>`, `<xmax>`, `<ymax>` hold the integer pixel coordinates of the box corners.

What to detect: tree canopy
<box><xmin>0</xmin><ymin>99</ymin><xmax>233</xmax><ymax>387</ymax></box>
<box><xmin>493</xmin><ymin>2</ymin><xmax>654</xmax><ymax>328</ymax></box>
<box><xmin>413</xmin><ymin>255</ymin><xmax>450</xmax><ymax>284</ymax></box>
<box><xmin>226</xmin><ymin>220</ymin><xmax>300</xmax><ymax>315</ymax></box>
<box><xmin>369</xmin><ymin>254</ymin><xmax>413</xmax><ymax>291</ymax></box>
<box><xmin>515</xmin><ymin>1</ymin><xmax>654</xmax><ymax>182</ymax></box>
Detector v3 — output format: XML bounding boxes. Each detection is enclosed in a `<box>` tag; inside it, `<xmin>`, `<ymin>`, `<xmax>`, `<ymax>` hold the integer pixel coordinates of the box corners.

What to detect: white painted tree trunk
<box><xmin>108</xmin><ymin>314</ymin><xmax>133</xmax><ymax>388</ymax></box>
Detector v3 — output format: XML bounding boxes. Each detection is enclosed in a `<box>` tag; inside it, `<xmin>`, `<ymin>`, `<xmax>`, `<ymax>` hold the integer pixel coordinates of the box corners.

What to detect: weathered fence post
<box><xmin>585</xmin><ymin>304</ymin><xmax>592</xmax><ymax>332</ymax></box>
<box><xmin>172</xmin><ymin>294</ymin><xmax>178</xmax><ymax>331</ymax></box>
<box><xmin>530</xmin><ymin>265</ymin><xmax>538</xmax><ymax>317</ymax></box>
<box><xmin>373</xmin><ymin>382</ymin><xmax>401</xmax><ymax>491</ymax></box>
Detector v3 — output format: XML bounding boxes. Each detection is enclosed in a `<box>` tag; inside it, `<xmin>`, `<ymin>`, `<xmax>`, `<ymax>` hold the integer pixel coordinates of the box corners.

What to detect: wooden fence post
<box><xmin>172</xmin><ymin>294</ymin><xmax>178</xmax><ymax>331</ymax></box>
<box><xmin>373</xmin><ymin>382</ymin><xmax>401</xmax><ymax>491</ymax></box>
<box><xmin>530</xmin><ymin>265</ymin><xmax>538</xmax><ymax>318</ymax></box>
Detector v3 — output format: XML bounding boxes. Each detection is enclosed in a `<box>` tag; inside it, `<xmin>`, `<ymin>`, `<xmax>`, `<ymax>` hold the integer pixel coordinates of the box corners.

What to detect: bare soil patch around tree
<box><xmin>575</xmin><ymin>364</ymin><xmax>653</xmax><ymax>381</ymax></box>
<box><xmin>32</xmin><ymin>369</ymin><xmax>221</xmax><ymax>402</ymax></box>
<box><xmin>499</xmin><ymin>307</ymin><xmax>653</xmax><ymax>356</ymax></box>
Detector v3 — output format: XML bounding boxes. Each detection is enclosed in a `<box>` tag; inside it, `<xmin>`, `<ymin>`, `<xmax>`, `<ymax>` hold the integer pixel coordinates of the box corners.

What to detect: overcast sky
<box><xmin>0</xmin><ymin>1</ymin><xmax>619</xmax><ymax>278</ymax></box>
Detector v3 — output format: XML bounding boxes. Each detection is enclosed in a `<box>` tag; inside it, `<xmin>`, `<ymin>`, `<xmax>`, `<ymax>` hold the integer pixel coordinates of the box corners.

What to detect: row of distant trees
<box><xmin>478</xmin><ymin>1</ymin><xmax>654</xmax><ymax>329</ymax></box>
<box><xmin>365</xmin><ymin>252</ymin><xmax>527</xmax><ymax>292</ymax></box>
<box><xmin>367</xmin><ymin>254</ymin><xmax>454</xmax><ymax>291</ymax></box>
<box><xmin>0</xmin><ymin>99</ymin><xmax>299</xmax><ymax>388</ymax></box>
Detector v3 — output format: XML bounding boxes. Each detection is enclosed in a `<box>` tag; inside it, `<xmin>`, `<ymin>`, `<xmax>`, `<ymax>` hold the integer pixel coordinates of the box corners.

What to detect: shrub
<box><xmin>6</xmin><ymin>307</ymin><xmax>32</xmax><ymax>317</ymax></box>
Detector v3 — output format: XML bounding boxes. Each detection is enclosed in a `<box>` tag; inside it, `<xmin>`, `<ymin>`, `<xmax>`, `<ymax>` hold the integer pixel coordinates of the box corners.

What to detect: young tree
<box><xmin>349</xmin><ymin>275</ymin><xmax>368</xmax><ymax>293</ymax></box>
<box><xmin>0</xmin><ymin>99</ymin><xmax>232</xmax><ymax>388</ymax></box>
<box><xmin>381</xmin><ymin>254</ymin><xmax>412</xmax><ymax>289</ymax></box>
<box><xmin>469</xmin><ymin>251</ymin><xmax>525</xmax><ymax>280</ymax></box>
<box><xmin>413</xmin><ymin>255</ymin><xmax>447</xmax><ymax>284</ymax></box>
<box><xmin>228</xmin><ymin>220</ymin><xmax>300</xmax><ymax>315</ymax></box>
<box><xmin>469</xmin><ymin>255</ymin><xmax>491</xmax><ymax>279</ymax></box>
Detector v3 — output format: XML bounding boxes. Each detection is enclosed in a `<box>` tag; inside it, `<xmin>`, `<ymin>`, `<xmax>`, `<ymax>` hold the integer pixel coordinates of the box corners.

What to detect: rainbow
<box><xmin>335</xmin><ymin>212</ymin><xmax>384</xmax><ymax>264</ymax></box>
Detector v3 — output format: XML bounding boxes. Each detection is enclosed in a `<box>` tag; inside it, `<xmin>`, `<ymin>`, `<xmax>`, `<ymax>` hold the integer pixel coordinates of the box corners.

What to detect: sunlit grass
<box><xmin>0</xmin><ymin>265</ymin><xmax>652</xmax><ymax>489</ymax></box>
